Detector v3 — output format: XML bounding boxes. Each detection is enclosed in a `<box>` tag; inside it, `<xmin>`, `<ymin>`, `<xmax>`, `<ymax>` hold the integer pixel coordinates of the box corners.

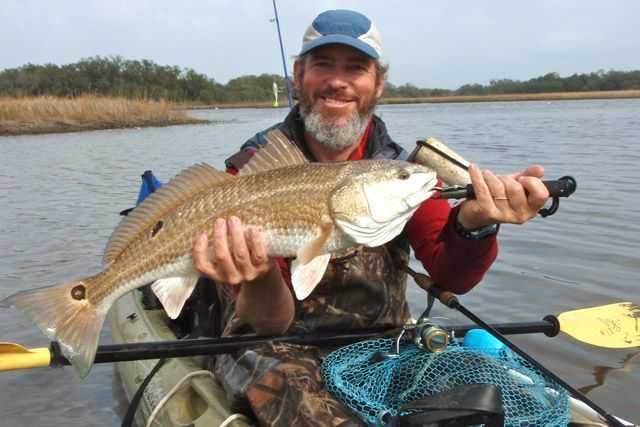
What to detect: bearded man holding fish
<box><xmin>190</xmin><ymin>9</ymin><xmax>551</xmax><ymax>427</ymax></box>
<box><xmin>1</xmin><ymin>8</ymin><xmax>552</xmax><ymax>426</ymax></box>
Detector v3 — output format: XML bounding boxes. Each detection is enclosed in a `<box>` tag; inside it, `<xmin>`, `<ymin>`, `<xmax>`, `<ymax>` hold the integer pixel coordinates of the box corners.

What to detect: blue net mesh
<box><xmin>321</xmin><ymin>338</ymin><xmax>570</xmax><ymax>426</ymax></box>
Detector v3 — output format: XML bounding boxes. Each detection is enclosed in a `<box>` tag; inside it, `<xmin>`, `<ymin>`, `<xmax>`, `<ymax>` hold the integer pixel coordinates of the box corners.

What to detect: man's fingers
<box><xmin>212</xmin><ymin>218</ymin><xmax>242</xmax><ymax>285</ymax></box>
<box><xmin>518</xmin><ymin>175</ymin><xmax>550</xmax><ymax>209</ymax></box>
<box><xmin>192</xmin><ymin>233</ymin><xmax>218</xmax><ymax>278</ymax></box>
<box><xmin>510</xmin><ymin>164</ymin><xmax>545</xmax><ymax>180</ymax></box>
<box><xmin>468</xmin><ymin>164</ymin><xmax>492</xmax><ymax>204</ymax></box>
<box><xmin>482</xmin><ymin>169</ymin><xmax>508</xmax><ymax>199</ymax></box>
<box><xmin>500</xmin><ymin>176</ymin><xmax>528</xmax><ymax>219</ymax></box>
<box><xmin>227</xmin><ymin>216</ymin><xmax>253</xmax><ymax>278</ymax></box>
<box><xmin>247</xmin><ymin>226</ymin><xmax>268</xmax><ymax>268</ymax></box>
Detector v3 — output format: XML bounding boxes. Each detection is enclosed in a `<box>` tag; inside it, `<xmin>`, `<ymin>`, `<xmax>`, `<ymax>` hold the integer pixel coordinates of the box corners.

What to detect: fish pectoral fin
<box><xmin>290</xmin><ymin>215</ymin><xmax>334</xmax><ymax>300</ymax></box>
<box><xmin>291</xmin><ymin>254</ymin><xmax>331</xmax><ymax>300</ymax></box>
<box><xmin>151</xmin><ymin>275</ymin><xmax>199</xmax><ymax>319</ymax></box>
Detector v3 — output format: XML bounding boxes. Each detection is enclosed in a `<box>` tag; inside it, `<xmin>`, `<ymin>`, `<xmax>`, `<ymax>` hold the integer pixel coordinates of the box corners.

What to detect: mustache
<box><xmin>314</xmin><ymin>88</ymin><xmax>359</xmax><ymax>102</ymax></box>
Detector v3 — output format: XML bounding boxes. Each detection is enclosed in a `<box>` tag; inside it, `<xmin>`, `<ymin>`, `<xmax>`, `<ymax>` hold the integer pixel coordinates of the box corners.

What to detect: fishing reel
<box><xmin>411</xmin><ymin>317</ymin><xmax>450</xmax><ymax>353</ymax></box>
<box><xmin>370</xmin><ymin>318</ymin><xmax>451</xmax><ymax>363</ymax></box>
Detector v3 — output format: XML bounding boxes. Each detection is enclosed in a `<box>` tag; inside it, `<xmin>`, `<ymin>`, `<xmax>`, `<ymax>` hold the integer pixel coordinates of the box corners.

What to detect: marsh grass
<box><xmin>176</xmin><ymin>89</ymin><xmax>640</xmax><ymax>110</ymax></box>
<box><xmin>382</xmin><ymin>90</ymin><xmax>640</xmax><ymax>104</ymax></box>
<box><xmin>0</xmin><ymin>95</ymin><xmax>208</xmax><ymax>136</ymax></box>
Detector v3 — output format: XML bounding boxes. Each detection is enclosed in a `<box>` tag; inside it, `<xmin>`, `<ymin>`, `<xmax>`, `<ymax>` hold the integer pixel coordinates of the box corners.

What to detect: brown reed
<box><xmin>381</xmin><ymin>90</ymin><xmax>640</xmax><ymax>105</ymax></box>
<box><xmin>0</xmin><ymin>95</ymin><xmax>207</xmax><ymax>136</ymax></box>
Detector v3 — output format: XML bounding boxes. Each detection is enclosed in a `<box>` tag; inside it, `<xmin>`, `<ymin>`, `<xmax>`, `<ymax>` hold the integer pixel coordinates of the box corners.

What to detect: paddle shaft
<box><xmin>44</xmin><ymin>320</ymin><xmax>559</xmax><ymax>366</ymax></box>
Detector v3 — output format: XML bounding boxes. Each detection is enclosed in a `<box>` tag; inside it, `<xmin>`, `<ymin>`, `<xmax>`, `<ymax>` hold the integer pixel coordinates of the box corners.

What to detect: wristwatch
<box><xmin>454</xmin><ymin>219</ymin><xmax>499</xmax><ymax>240</ymax></box>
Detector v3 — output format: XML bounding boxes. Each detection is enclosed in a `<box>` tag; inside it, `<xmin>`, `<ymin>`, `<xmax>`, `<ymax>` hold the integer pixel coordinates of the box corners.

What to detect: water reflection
<box><xmin>579</xmin><ymin>352</ymin><xmax>640</xmax><ymax>395</ymax></box>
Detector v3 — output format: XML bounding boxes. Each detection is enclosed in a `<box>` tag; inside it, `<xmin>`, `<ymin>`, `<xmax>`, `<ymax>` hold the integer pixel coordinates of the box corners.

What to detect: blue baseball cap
<box><xmin>300</xmin><ymin>10</ymin><xmax>383</xmax><ymax>59</ymax></box>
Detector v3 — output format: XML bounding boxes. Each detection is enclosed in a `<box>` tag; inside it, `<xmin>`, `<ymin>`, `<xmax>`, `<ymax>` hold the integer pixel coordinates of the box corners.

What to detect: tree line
<box><xmin>1</xmin><ymin>56</ymin><xmax>638</xmax><ymax>102</ymax></box>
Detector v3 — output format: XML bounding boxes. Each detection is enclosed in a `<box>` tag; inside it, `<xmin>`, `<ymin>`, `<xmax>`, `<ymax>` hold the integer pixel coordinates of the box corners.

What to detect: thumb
<box><xmin>510</xmin><ymin>164</ymin><xmax>544</xmax><ymax>180</ymax></box>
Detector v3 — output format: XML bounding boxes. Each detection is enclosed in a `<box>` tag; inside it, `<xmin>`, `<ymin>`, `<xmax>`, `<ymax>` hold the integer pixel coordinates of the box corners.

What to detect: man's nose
<box><xmin>325</xmin><ymin>72</ymin><xmax>348</xmax><ymax>90</ymax></box>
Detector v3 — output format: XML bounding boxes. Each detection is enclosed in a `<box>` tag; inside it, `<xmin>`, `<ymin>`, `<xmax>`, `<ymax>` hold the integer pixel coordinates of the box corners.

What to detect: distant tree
<box><xmin>0</xmin><ymin>57</ymin><xmax>638</xmax><ymax>101</ymax></box>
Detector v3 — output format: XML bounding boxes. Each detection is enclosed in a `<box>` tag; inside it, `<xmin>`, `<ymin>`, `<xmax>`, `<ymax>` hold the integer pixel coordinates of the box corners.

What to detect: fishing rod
<box><xmin>271</xmin><ymin>0</ymin><xmax>294</xmax><ymax>109</ymax></box>
<box><xmin>1</xmin><ymin>303</ymin><xmax>637</xmax><ymax>371</ymax></box>
<box><xmin>436</xmin><ymin>175</ymin><xmax>576</xmax><ymax>216</ymax></box>
<box><xmin>407</xmin><ymin>268</ymin><xmax>632</xmax><ymax>427</ymax></box>
<box><xmin>409</xmin><ymin>137</ymin><xmax>577</xmax><ymax>217</ymax></box>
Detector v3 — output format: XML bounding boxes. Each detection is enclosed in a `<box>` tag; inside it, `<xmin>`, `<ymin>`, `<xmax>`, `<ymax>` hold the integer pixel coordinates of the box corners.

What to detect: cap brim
<box><xmin>300</xmin><ymin>34</ymin><xmax>379</xmax><ymax>59</ymax></box>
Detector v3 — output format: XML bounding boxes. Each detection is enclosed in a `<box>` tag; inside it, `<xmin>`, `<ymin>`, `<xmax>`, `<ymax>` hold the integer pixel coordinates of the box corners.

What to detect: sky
<box><xmin>2</xmin><ymin>0</ymin><xmax>639</xmax><ymax>89</ymax></box>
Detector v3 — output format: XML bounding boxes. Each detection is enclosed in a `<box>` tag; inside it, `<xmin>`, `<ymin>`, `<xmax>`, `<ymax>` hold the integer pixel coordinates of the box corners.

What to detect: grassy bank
<box><xmin>0</xmin><ymin>96</ymin><xmax>208</xmax><ymax>136</ymax></box>
<box><xmin>381</xmin><ymin>89</ymin><xmax>640</xmax><ymax>104</ymax></box>
<box><xmin>181</xmin><ymin>89</ymin><xmax>640</xmax><ymax>110</ymax></box>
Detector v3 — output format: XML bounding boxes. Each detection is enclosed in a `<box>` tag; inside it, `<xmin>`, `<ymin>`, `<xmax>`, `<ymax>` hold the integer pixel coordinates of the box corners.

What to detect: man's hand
<box><xmin>457</xmin><ymin>164</ymin><xmax>550</xmax><ymax>230</ymax></box>
<box><xmin>191</xmin><ymin>216</ymin><xmax>294</xmax><ymax>335</ymax></box>
<box><xmin>192</xmin><ymin>216</ymin><xmax>275</xmax><ymax>285</ymax></box>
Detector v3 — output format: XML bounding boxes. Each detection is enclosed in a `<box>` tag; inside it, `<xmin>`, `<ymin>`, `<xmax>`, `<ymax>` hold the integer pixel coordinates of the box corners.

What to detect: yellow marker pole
<box><xmin>272</xmin><ymin>81</ymin><xmax>279</xmax><ymax>107</ymax></box>
<box><xmin>0</xmin><ymin>342</ymin><xmax>51</xmax><ymax>372</ymax></box>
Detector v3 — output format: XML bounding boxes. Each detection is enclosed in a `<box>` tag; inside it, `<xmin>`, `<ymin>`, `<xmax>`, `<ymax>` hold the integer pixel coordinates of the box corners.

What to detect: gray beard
<box><xmin>300</xmin><ymin>108</ymin><xmax>373</xmax><ymax>152</ymax></box>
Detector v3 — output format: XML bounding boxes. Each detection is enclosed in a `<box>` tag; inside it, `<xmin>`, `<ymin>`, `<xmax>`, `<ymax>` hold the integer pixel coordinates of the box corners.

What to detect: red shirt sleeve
<box><xmin>405</xmin><ymin>197</ymin><xmax>498</xmax><ymax>294</ymax></box>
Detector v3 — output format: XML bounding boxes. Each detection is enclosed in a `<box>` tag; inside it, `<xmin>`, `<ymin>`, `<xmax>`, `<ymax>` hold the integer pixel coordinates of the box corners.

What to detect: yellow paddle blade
<box><xmin>558</xmin><ymin>302</ymin><xmax>640</xmax><ymax>348</ymax></box>
<box><xmin>0</xmin><ymin>342</ymin><xmax>51</xmax><ymax>372</ymax></box>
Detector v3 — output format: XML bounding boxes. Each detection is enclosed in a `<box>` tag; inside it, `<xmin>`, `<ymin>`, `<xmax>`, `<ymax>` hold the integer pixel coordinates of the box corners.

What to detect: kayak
<box><xmin>110</xmin><ymin>287</ymin><xmax>635</xmax><ymax>427</ymax></box>
<box><xmin>111</xmin><ymin>289</ymin><xmax>252</xmax><ymax>427</ymax></box>
<box><xmin>108</xmin><ymin>171</ymin><xmax>634</xmax><ymax>427</ymax></box>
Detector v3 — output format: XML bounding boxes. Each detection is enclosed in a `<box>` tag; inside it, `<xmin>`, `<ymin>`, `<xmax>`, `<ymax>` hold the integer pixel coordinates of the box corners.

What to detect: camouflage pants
<box><xmin>212</xmin><ymin>342</ymin><xmax>364</xmax><ymax>427</ymax></box>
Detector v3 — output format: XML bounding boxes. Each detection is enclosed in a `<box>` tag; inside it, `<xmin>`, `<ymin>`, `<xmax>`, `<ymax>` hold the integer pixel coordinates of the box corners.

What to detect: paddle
<box><xmin>407</xmin><ymin>268</ymin><xmax>636</xmax><ymax>427</ymax></box>
<box><xmin>1</xmin><ymin>302</ymin><xmax>637</xmax><ymax>373</ymax></box>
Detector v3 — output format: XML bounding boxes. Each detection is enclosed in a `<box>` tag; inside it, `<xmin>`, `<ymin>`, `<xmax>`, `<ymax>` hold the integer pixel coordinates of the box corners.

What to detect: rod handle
<box><xmin>451</xmin><ymin>176</ymin><xmax>577</xmax><ymax>200</ymax></box>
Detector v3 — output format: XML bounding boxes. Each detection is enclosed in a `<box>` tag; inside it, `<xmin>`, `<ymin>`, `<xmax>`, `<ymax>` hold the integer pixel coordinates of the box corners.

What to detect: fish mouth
<box><xmin>404</xmin><ymin>174</ymin><xmax>437</xmax><ymax>208</ymax></box>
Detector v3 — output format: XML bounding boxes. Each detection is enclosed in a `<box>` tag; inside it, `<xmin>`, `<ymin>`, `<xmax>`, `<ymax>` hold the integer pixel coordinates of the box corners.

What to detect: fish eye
<box><xmin>398</xmin><ymin>170</ymin><xmax>411</xmax><ymax>180</ymax></box>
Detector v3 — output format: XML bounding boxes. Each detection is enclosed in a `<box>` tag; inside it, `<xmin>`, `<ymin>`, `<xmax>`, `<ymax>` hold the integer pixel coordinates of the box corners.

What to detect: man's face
<box><xmin>294</xmin><ymin>44</ymin><xmax>384</xmax><ymax>129</ymax></box>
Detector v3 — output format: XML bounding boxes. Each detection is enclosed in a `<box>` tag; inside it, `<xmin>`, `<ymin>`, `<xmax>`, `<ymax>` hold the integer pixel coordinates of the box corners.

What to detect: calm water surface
<box><xmin>1</xmin><ymin>100</ymin><xmax>639</xmax><ymax>425</ymax></box>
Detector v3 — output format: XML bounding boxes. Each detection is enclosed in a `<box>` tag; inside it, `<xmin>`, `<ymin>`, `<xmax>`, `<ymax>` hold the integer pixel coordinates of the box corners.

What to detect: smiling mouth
<box><xmin>319</xmin><ymin>96</ymin><xmax>355</xmax><ymax>106</ymax></box>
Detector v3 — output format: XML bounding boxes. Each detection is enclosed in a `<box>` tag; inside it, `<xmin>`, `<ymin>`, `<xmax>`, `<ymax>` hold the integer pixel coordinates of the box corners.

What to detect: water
<box><xmin>1</xmin><ymin>99</ymin><xmax>638</xmax><ymax>425</ymax></box>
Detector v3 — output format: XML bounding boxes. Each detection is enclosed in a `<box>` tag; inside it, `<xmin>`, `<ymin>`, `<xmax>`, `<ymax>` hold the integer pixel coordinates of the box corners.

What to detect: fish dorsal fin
<box><xmin>104</xmin><ymin>163</ymin><xmax>233</xmax><ymax>265</ymax></box>
<box><xmin>238</xmin><ymin>129</ymin><xmax>308</xmax><ymax>176</ymax></box>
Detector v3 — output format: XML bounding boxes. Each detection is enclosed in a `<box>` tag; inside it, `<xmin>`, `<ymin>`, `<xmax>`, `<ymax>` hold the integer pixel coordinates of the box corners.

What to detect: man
<box><xmin>192</xmin><ymin>9</ymin><xmax>549</xmax><ymax>426</ymax></box>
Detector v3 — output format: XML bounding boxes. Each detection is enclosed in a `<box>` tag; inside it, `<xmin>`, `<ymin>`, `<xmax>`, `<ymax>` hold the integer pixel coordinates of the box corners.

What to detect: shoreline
<box><xmin>182</xmin><ymin>89</ymin><xmax>640</xmax><ymax>110</ymax></box>
<box><xmin>0</xmin><ymin>96</ymin><xmax>208</xmax><ymax>137</ymax></box>
<box><xmin>2</xmin><ymin>90</ymin><xmax>638</xmax><ymax>136</ymax></box>
<box><xmin>1</xmin><ymin>118</ymin><xmax>208</xmax><ymax>137</ymax></box>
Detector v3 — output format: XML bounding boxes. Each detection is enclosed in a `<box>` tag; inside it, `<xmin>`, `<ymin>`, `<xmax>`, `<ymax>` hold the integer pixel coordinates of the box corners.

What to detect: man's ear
<box><xmin>375</xmin><ymin>79</ymin><xmax>385</xmax><ymax>99</ymax></box>
<box><xmin>293</xmin><ymin>60</ymin><xmax>303</xmax><ymax>91</ymax></box>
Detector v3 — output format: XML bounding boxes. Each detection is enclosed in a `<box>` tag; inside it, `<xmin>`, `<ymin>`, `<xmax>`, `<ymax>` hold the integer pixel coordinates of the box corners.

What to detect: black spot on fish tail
<box><xmin>71</xmin><ymin>284</ymin><xmax>86</xmax><ymax>300</ymax></box>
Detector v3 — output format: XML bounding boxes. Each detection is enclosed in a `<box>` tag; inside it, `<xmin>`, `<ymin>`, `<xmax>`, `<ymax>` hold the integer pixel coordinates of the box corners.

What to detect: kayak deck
<box><xmin>111</xmin><ymin>290</ymin><xmax>252</xmax><ymax>427</ymax></box>
<box><xmin>111</xmin><ymin>289</ymin><xmax>634</xmax><ymax>427</ymax></box>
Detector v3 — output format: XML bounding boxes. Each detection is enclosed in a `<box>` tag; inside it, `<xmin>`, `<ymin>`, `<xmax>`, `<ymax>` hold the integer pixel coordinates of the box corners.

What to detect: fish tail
<box><xmin>1</xmin><ymin>276</ymin><xmax>105</xmax><ymax>378</ymax></box>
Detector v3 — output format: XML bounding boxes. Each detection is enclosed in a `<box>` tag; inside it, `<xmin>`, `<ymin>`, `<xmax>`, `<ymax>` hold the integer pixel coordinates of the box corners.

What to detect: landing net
<box><xmin>321</xmin><ymin>338</ymin><xmax>570</xmax><ymax>426</ymax></box>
